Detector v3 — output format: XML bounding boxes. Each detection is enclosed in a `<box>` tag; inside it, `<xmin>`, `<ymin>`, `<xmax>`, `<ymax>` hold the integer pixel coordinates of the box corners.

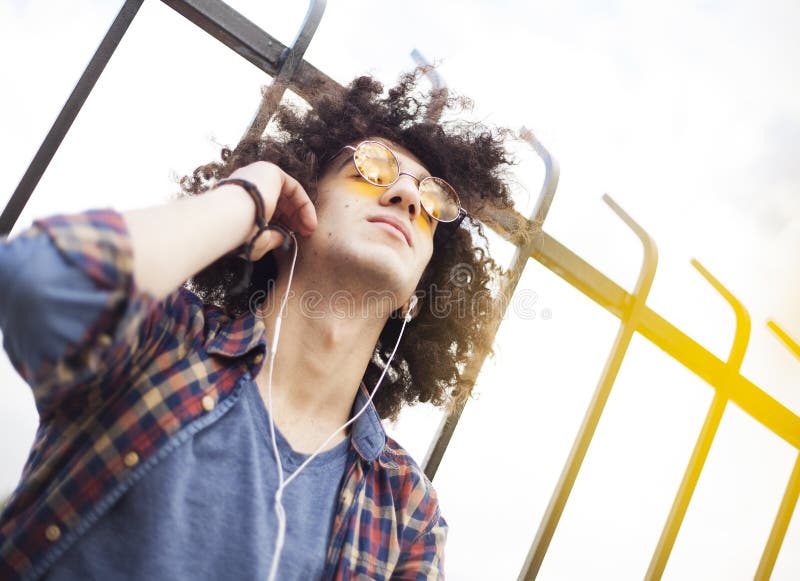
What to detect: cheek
<box><xmin>346</xmin><ymin>180</ymin><xmax>383</xmax><ymax>199</ymax></box>
<box><xmin>318</xmin><ymin>179</ymin><xmax>383</xmax><ymax>219</ymax></box>
<box><xmin>414</xmin><ymin>214</ymin><xmax>433</xmax><ymax>236</ymax></box>
<box><xmin>417</xmin><ymin>235</ymin><xmax>435</xmax><ymax>271</ymax></box>
<box><xmin>315</xmin><ymin>180</ymin><xmax>369</xmax><ymax>217</ymax></box>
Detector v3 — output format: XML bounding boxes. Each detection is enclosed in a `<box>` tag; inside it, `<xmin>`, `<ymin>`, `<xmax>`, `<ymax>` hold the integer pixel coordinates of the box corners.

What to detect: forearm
<box><xmin>123</xmin><ymin>185</ymin><xmax>254</xmax><ymax>300</ymax></box>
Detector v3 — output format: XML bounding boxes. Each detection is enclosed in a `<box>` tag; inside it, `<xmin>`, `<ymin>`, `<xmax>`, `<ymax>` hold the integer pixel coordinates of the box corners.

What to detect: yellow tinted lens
<box><xmin>353</xmin><ymin>142</ymin><xmax>399</xmax><ymax>185</ymax></box>
<box><xmin>420</xmin><ymin>178</ymin><xmax>459</xmax><ymax>222</ymax></box>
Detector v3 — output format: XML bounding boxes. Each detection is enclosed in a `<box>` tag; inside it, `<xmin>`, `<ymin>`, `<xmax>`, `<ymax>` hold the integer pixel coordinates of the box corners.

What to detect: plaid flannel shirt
<box><xmin>0</xmin><ymin>208</ymin><xmax>447</xmax><ymax>580</ymax></box>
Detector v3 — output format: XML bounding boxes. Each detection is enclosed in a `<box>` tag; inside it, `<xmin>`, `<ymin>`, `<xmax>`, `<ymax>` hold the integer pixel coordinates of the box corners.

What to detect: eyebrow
<box><xmin>333</xmin><ymin>148</ymin><xmax>354</xmax><ymax>174</ymax></box>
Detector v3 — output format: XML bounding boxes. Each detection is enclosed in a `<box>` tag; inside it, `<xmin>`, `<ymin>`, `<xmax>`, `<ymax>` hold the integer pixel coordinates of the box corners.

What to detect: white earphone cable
<box><xmin>264</xmin><ymin>234</ymin><xmax>415</xmax><ymax>581</ymax></box>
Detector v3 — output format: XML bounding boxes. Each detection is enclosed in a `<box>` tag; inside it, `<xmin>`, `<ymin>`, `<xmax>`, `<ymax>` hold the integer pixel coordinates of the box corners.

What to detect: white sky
<box><xmin>1</xmin><ymin>0</ymin><xmax>799</xmax><ymax>579</ymax></box>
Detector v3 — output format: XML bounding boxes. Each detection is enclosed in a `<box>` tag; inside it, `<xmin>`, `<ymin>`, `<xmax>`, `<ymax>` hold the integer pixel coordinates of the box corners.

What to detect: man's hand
<box><xmin>223</xmin><ymin>161</ymin><xmax>317</xmax><ymax>260</ymax></box>
<box><xmin>124</xmin><ymin>161</ymin><xmax>317</xmax><ymax>301</ymax></box>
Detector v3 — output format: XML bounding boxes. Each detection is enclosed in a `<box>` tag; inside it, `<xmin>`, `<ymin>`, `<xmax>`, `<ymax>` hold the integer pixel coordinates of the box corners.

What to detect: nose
<box><xmin>380</xmin><ymin>173</ymin><xmax>422</xmax><ymax>220</ymax></box>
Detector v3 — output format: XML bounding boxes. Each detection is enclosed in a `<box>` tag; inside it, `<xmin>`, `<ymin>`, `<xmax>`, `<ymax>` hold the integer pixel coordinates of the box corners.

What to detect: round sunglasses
<box><xmin>335</xmin><ymin>140</ymin><xmax>466</xmax><ymax>227</ymax></box>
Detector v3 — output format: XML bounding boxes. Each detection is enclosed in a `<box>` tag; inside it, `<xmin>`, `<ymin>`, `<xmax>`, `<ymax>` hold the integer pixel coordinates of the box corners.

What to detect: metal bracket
<box><xmin>241</xmin><ymin>0</ymin><xmax>327</xmax><ymax>142</ymax></box>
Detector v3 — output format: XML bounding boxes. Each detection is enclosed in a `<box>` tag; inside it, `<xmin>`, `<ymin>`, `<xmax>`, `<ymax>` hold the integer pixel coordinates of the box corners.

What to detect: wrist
<box><xmin>215</xmin><ymin>179</ymin><xmax>261</xmax><ymax>218</ymax></box>
<box><xmin>214</xmin><ymin>178</ymin><xmax>269</xmax><ymax>260</ymax></box>
<box><xmin>206</xmin><ymin>182</ymin><xmax>258</xmax><ymax>251</ymax></box>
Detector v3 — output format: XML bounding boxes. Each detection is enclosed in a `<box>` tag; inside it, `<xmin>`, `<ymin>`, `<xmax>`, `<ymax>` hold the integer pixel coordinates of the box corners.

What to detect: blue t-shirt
<box><xmin>45</xmin><ymin>374</ymin><xmax>351</xmax><ymax>580</ymax></box>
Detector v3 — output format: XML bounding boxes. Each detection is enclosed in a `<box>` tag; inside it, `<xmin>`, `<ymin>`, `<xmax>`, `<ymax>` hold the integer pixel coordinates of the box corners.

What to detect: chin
<box><xmin>337</xmin><ymin>239</ymin><xmax>410</xmax><ymax>291</ymax></box>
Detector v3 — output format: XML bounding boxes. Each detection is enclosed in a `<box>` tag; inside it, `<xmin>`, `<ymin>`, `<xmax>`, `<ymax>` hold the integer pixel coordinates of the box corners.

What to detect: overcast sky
<box><xmin>1</xmin><ymin>1</ymin><xmax>799</xmax><ymax>579</ymax></box>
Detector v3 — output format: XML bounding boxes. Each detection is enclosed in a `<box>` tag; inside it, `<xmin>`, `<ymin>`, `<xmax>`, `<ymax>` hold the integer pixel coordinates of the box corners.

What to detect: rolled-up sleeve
<box><xmin>0</xmin><ymin>209</ymin><xmax>170</xmax><ymax>420</ymax></box>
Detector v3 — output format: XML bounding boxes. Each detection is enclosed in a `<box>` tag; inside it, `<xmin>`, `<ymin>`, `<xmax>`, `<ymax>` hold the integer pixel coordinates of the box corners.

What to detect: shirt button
<box><xmin>123</xmin><ymin>451</ymin><xmax>140</xmax><ymax>468</ymax></box>
<box><xmin>201</xmin><ymin>395</ymin><xmax>216</xmax><ymax>412</ymax></box>
<box><xmin>253</xmin><ymin>353</ymin><xmax>264</xmax><ymax>365</ymax></box>
<box><xmin>45</xmin><ymin>524</ymin><xmax>61</xmax><ymax>542</ymax></box>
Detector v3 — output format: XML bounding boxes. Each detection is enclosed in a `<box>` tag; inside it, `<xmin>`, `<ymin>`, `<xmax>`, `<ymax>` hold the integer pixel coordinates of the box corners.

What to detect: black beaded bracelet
<box><xmin>215</xmin><ymin>177</ymin><xmax>290</xmax><ymax>295</ymax></box>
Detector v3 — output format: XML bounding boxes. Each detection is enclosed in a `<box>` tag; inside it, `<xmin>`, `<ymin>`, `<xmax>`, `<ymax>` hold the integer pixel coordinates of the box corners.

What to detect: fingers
<box><xmin>225</xmin><ymin>161</ymin><xmax>317</xmax><ymax>254</ymax></box>
<box><xmin>272</xmin><ymin>171</ymin><xmax>317</xmax><ymax>236</ymax></box>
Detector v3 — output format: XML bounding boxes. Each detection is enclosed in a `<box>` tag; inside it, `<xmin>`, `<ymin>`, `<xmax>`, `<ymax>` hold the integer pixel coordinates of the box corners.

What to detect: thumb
<box><xmin>266</xmin><ymin>228</ymin><xmax>290</xmax><ymax>253</ymax></box>
<box><xmin>251</xmin><ymin>227</ymin><xmax>290</xmax><ymax>259</ymax></box>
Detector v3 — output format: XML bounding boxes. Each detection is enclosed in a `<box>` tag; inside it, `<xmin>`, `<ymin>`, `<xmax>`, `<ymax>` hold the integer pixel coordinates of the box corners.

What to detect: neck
<box><xmin>253</xmin><ymin>261</ymin><xmax>398</xmax><ymax>440</ymax></box>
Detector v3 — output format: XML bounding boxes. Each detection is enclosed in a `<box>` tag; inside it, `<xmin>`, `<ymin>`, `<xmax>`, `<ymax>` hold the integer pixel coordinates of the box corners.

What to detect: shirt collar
<box><xmin>348</xmin><ymin>382</ymin><xmax>388</xmax><ymax>462</ymax></box>
<box><xmin>207</xmin><ymin>311</ymin><xmax>387</xmax><ymax>462</ymax></box>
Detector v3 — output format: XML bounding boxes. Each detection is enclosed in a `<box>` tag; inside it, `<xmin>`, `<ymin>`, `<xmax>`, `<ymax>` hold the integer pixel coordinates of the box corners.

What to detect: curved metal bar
<box><xmin>422</xmin><ymin>132</ymin><xmax>561</xmax><ymax>480</ymax></box>
<box><xmin>690</xmin><ymin>259</ymin><xmax>751</xmax><ymax>370</ymax></box>
<box><xmin>411</xmin><ymin>49</ymin><xmax>448</xmax><ymax>123</ymax></box>
<box><xmin>519</xmin><ymin>194</ymin><xmax>658</xmax><ymax>580</ymax></box>
<box><xmin>645</xmin><ymin>259</ymin><xmax>750</xmax><ymax>580</ymax></box>
<box><xmin>756</xmin><ymin>318</ymin><xmax>800</xmax><ymax>579</ymax></box>
<box><xmin>478</xmin><ymin>128</ymin><xmax>560</xmax><ymax>252</ymax></box>
<box><xmin>241</xmin><ymin>0</ymin><xmax>326</xmax><ymax>142</ymax></box>
<box><xmin>767</xmin><ymin>319</ymin><xmax>800</xmax><ymax>360</ymax></box>
<box><xmin>411</xmin><ymin>49</ymin><xmax>445</xmax><ymax>91</ymax></box>
<box><xmin>519</xmin><ymin>126</ymin><xmax>560</xmax><ymax>241</ymax></box>
<box><xmin>500</xmin><ymin>128</ymin><xmax>560</xmax><ymax>290</ymax></box>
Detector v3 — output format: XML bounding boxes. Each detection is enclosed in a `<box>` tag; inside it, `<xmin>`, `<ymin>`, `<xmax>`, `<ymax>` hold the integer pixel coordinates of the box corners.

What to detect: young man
<box><xmin>0</xmin><ymin>70</ymin><xmax>514</xmax><ymax>579</ymax></box>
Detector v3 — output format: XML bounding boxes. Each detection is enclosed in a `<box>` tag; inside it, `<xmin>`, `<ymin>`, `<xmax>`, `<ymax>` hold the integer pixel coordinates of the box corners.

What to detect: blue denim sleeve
<box><xmin>0</xmin><ymin>228</ymin><xmax>110</xmax><ymax>378</ymax></box>
<box><xmin>1</xmin><ymin>209</ymin><xmax>208</xmax><ymax>421</ymax></box>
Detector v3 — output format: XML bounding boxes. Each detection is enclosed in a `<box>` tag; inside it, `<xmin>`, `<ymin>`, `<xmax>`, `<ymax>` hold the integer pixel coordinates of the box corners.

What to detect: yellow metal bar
<box><xmin>754</xmin><ymin>318</ymin><xmax>800</xmax><ymax>579</ymax></box>
<box><xmin>646</xmin><ymin>259</ymin><xmax>750</xmax><ymax>580</ymax></box>
<box><xmin>755</xmin><ymin>453</ymin><xmax>800</xmax><ymax>580</ymax></box>
<box><xmin>690</xmin><ymin>259</ymin><xmax>751</xmax><ymax>369</ymax></box>
<box><xmin>767</xmin><ymin>320</ymin><xmax>800</xmax><ymax>360</ymax></box>
<box><xmin>518</xmin><ymin>195</ymin><xmax>658</xmax><ymax>580</ymax></box>
<box><xmin>646</xmin><ymin>392</ymin><xmax>727</xmax><ymax>579</ymax></box>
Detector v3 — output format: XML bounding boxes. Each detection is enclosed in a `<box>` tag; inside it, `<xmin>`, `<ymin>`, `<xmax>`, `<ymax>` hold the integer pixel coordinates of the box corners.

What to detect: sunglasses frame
<box><xmin>335</xmin><ymin>140</ymin><xmax>467</xmax><ymax>228</ymax></box>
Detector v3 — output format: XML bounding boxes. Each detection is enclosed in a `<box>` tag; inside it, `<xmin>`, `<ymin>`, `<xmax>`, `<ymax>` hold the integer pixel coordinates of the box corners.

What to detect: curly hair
<box><xmin>177</xmin><ymin>68</ymin><xmax>517</xmax><ymax>422</ymax></box>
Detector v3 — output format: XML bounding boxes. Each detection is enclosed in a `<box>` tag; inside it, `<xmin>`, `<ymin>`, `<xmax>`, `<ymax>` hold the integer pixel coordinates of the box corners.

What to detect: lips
<box><xmin>367</xmin><ymin>215</ymin><xmax>412</xmax><ymax>246</ymax></box>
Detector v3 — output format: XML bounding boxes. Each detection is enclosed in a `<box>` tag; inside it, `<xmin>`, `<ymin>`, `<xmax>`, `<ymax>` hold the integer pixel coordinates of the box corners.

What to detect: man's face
<box><xmin>307</xmin><ymin>137</ymin><xmax>438</xmax><ymax>308</ymax></box>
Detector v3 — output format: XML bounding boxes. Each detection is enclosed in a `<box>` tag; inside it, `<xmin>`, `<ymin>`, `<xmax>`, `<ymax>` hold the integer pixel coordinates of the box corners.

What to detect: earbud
<box><xmin>265</xmin><ymin>223</ymin><xmax>294</xmax><ymax>252</ymax></box>
<box><xmin>403</xmin><ymin>295</ymin><xmax>419</xmax><ymax>323</ymax></box>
